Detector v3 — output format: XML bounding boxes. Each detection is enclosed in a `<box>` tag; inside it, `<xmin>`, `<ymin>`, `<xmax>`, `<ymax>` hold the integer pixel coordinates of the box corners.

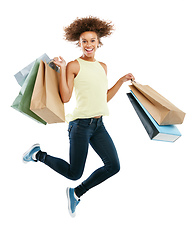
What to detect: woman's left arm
<box><xmin>107</xmin><ymin>73</ymin><xmax>135</xmax><ymax>102</ymax></box>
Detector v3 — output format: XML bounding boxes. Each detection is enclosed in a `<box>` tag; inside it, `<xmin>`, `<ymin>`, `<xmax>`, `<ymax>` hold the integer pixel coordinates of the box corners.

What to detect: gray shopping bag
<box><xmin>14</xmin><ymin>53</ymin><xmax>50</xmax><ymax>87</ymax></box>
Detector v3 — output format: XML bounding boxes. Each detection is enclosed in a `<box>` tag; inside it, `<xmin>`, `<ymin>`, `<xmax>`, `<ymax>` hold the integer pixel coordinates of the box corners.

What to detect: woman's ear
<box><xmin>97</xmin><ymin>39</ymin><xmax>102</xmax><ymax>48</ymax></box>
<box><xmin>96</xmin><ymin>38</ymin><xmax>99</xmax><ymax>48</ymax></box>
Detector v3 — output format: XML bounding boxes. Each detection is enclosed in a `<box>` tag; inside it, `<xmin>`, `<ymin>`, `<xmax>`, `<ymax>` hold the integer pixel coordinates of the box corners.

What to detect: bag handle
<box><xmin>131</xmin><ymin>79</ymin><xmax>140</xmax><ymax>84</ymax></box>
<box><xmin>48</xmin><ymin>59</ymin><xmax>60</xmax><ymax>72</ymax></box>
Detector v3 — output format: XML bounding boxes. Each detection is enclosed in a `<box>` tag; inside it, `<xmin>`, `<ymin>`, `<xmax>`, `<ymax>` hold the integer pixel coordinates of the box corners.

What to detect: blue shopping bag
<box><xmin>127</xmin><ymin>91</ymin><xmax>181</xmax><ymax>142</ymax></box>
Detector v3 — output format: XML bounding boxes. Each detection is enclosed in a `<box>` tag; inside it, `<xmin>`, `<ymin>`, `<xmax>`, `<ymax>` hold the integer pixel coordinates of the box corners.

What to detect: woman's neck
<box><xmin>80</xmin><ymin>55</ymin><xmax>96</xmax><ymax>62</ymax></box>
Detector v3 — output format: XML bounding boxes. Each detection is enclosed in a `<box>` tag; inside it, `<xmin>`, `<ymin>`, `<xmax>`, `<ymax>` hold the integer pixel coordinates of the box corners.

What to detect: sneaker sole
<box><xmin>66</xmin><ymin>187</ymin><xmax>76</xmax><ymax>218</ymax></box>
<box><xmin>22</xmin><ymin>143</ymin><xmax>40</xmax><ymax>163</ymax></box>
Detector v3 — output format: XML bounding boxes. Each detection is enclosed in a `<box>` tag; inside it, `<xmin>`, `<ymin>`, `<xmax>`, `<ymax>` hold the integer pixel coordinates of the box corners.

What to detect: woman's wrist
<box><xmin>118</xmin><ymin>77</ymin><xmax>125</xmax><ymax>85</ymax></box>
<box><xmin>60</xmin><ymin>65</ymin><xmax>66</xmax><ymax>72</ymax></box>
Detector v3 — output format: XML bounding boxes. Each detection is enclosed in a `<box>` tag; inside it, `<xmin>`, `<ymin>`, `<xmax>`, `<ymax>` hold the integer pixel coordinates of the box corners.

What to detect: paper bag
<box><xmin>127</xmin><ymin>92</ymin><xmax>181</xmax><ymax>142</ymax></box>
<box><xmin>11</xmin><ymin>60</ymin><xmax>47</xmax><ymax>125</ymax></box>
<box><xmin>129</xmin><ymin>82</ymin><xmax>186</xmax><ymax>125</ymax></box>
<box><xmin>30</xmin><ymin>60</ymin><xmax>65</xmax><ymax>124</ymax></box>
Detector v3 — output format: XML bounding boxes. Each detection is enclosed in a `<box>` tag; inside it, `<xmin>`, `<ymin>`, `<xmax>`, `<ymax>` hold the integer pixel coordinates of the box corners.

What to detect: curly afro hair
<box><xmin>64</xmin><ymin>16</ymin><xmax>115</xmax><ymax>47</ymax></box>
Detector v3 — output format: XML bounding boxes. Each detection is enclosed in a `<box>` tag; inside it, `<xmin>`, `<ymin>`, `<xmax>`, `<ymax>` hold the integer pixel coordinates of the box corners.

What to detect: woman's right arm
<box><xmin>54</xmin><ymin>57</ymin><xmax>75</xmax><ymax>103</ymax></box>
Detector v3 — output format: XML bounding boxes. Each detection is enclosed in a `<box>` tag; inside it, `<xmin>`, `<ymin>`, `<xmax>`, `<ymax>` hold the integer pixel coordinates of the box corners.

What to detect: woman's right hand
<box><xmin>53</xmin><ymin>56</ymin><xmax>66</xmax><ymax>69</ymax></box>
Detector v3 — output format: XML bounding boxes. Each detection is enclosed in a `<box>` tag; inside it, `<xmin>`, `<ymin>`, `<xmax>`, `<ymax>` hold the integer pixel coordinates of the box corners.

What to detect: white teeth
<box><xmin>85</xmin><ymin>48</ymin><xmax>93</xmax><ymax>52</ymax></box>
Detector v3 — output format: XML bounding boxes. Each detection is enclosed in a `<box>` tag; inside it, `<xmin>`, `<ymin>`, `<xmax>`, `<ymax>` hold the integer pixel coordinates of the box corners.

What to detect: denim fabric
<box><xmin>37</xmin><ymin>117</ymin><xmax>120</xmax><ymax>197</ymax></box>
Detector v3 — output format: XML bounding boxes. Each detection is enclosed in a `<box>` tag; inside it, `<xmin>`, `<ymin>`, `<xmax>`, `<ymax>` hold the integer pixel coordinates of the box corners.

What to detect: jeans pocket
<box><xmin>68</xmin><ymin>124</ymin><xmax>73</xmax><ymax>136</ymax></box>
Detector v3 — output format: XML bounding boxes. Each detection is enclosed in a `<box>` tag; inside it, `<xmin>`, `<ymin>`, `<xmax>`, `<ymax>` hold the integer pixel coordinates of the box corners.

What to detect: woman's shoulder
<box><xmin>67</xmin><ymin>59</ymin><xmax>79</xmax><ymax>68</ymax></box>
<box><xmin>98</xmin><ymin>61</ymin><xmax>107</xmax><ymax>74</ymax></box>
<box><xmin>67</xmin><ymin>59</ymin><xmax>80</xmax><ymax>75</ymax></box>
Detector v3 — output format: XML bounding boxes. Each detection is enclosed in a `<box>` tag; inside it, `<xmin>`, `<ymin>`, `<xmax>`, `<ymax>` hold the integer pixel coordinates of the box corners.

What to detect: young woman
<box><xmin>23</xmin><ymin>16</ymin><xmax>135</xmax><ymax>217</ymax></box>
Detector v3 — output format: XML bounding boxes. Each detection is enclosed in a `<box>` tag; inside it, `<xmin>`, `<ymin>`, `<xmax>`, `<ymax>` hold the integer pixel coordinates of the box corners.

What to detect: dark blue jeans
<box><xmin>37</xmin><ymin>117</ymin><xmax>120</xmax><ymax>197</ymax></box>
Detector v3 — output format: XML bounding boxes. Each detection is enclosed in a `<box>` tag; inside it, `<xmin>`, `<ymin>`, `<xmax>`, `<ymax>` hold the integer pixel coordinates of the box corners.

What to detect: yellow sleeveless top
<box><xmin>66</xmin><ymin>58</ymin><xmax>109</xmax><ymax>122</ymax></box>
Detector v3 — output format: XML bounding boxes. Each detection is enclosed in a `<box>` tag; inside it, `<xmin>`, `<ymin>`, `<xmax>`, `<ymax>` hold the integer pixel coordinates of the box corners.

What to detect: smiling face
<box><xmin>79</xmin><ymin>31</ymin><xmax>99</xmax><ymax>61</ymax></box>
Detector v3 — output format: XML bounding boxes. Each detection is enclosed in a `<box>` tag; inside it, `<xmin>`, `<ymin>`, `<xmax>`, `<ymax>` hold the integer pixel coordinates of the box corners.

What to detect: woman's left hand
<box><xmin>119</xmin><ymin>73</ymin><xmax>135</xmax><ymax>83</ymax></box>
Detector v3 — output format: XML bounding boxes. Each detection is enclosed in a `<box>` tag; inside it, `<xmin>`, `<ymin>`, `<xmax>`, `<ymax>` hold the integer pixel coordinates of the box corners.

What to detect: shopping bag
<box><xmin>30</xmin><ymin>60</ymin><xmax>65</xmax><ymax>124</ymax></box>
<box><xmin>129</xmin><ymin>82</ymin><xmax>186</xmax><ymax>125</ymax></box>
<box><xmin>127</xmin><ymin>91</ymin><xmax>181</xmax><ymax>142</ymax></box>
<box><xmin>14</xmin><ymin>53</ymin><xmax>50</xmax><ymax>87</ymax></box>
<box><xmin>11</xmin><ymin>59</ymin><xmax>47</xmax><ymax>125</ymax></box>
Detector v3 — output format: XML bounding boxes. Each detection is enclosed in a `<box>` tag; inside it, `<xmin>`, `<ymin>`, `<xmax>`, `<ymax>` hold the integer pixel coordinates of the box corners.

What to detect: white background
<box><xmin>1</xmin><ymin>0</ymin><xmax>192</xmax><ymax>239</ymax></box>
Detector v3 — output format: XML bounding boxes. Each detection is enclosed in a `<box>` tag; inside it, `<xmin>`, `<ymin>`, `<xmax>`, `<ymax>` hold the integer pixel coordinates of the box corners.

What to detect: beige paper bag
<box><xmin>30</xmin><ymin>60</ymin><xmax>65</xmax><ymax>124</ymax></box>
<box><xmin>129</xmin><ymin>82</ymin><xmax>185</xmax><ymax>125</ymax></box>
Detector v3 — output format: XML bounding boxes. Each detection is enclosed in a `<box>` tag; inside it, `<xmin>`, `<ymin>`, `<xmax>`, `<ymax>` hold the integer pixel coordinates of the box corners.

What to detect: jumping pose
<box><xmin>23</xmin><ymin>16</ymin><xmax>135</xmax><ymax>217</ymax></box>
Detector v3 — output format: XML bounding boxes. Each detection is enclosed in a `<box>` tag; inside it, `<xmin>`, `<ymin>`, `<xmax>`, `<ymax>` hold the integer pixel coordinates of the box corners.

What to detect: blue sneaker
<box><xmin>23</xmin><ymin>144</ymin><xmax>41</xmax><ymax>163</ymax></box>
<box><xmin>66</xmin><ymin>188</ymin><xmax>80</xmax><ymax>217</ymax></box>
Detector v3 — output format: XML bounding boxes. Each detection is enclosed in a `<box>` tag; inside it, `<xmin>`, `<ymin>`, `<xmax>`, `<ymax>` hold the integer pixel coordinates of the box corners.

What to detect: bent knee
<box><xmin>70</xmin><ymin>172</ymin><xmax>83</xmax><ymax>181</ymax></box>
<box><xmin>108</xmin><ymin>162</ymin><xmax>120</xmax><ymax>176</ymax></box>
<box><xmin>114</xmin><ymin>163</ymin><xmax>120</xmax><ymax>174</ymax></box>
